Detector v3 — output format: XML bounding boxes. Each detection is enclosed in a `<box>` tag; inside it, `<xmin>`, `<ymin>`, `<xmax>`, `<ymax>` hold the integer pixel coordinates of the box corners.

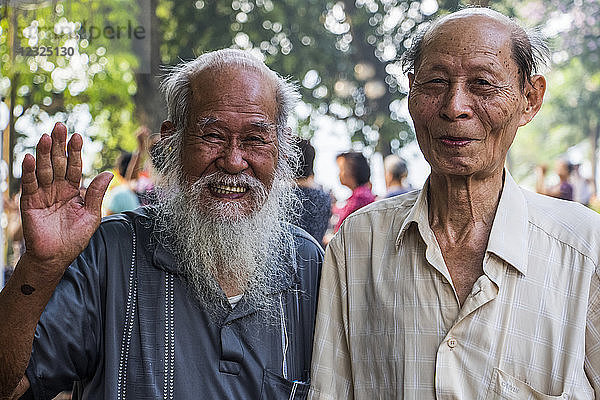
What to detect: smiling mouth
<box><xmin>439</xmin><ymin>136</ymin><xmax>477</xmax><ymax>147</ymax></box>
<box><xmin>210</xmin><ymin>183</ymin><xmax>248</xmax><ymax>195</ymax></box>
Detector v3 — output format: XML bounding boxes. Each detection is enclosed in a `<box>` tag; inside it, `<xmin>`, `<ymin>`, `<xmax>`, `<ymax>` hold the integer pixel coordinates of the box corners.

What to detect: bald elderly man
<box><xmin>309</xmin><ymin>8</ymin><xmax>600</xmax><ymax>399</ymax></box>
<box><xmin>0</xmin><ymin>49</ymin><xmax>322</xmax><ymax>399</ymax></box>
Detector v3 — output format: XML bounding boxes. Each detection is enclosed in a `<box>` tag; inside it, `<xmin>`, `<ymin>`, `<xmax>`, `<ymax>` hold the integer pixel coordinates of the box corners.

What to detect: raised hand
<box><xmin>20</xmin><ymin>122</ymin><xmax>113</xmax><ymax>276</ymax></box>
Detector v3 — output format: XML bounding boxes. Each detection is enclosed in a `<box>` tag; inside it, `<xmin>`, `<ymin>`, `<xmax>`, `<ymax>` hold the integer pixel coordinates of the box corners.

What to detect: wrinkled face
<box><xmin>180</xmin><ymin>66</ymin><xmax>279</xmax><ymax>218</ymax></box>
<box><xmin>408</xmin><ymin>15</ymin><xmax>532</xmax><ymax>179</ymax></box>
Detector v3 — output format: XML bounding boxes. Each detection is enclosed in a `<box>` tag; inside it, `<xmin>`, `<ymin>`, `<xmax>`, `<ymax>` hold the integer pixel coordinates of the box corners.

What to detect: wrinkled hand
<box><xmin>20</xmin><ymin>122</ymin><xmax>112</xmax><ymax>276</ymax></box>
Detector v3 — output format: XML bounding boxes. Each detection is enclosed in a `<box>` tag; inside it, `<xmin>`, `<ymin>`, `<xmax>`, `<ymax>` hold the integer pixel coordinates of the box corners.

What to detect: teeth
<box><xmin>211</xmin><ymin>184</ymin><xmax>247</xmax><ymax>194</ymax></box>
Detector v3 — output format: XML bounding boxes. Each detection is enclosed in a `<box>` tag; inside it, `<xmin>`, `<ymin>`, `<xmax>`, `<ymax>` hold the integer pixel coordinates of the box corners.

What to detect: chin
<box><xmin>202</xmin><ymin>201</ymin><xmax>258</xmax><ymax>222</ymax></box>
<box><xmin>428</xmin><ymin>159</ymin><xmax>472</xmax><ymax>175</ymax></box>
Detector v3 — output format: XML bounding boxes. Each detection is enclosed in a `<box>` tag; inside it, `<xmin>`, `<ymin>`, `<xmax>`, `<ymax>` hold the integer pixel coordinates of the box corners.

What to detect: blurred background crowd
<box><xmin>1</xmin><ymin>0</ymin><xmax>600</xmax><ymax>293</ymax></box>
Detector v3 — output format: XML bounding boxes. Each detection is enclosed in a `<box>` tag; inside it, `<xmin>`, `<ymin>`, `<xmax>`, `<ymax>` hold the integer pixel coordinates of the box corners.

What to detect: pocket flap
<box><xmin>260</xmin><ymin>369</ymin><xmax>310</xmax><ymax>400</ymax></box>
<box><xmin>487</xmin><ymin>368</ymin><xmax>568</xmax><ymax>400</ymax></box>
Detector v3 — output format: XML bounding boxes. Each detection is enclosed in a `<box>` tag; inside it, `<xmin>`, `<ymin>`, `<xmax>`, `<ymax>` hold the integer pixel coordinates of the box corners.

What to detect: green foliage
<box><xmin>4</xmin><ymin>0</ymin><xmax>599</xmax><ymax>185</ymax></box>
<box><xmin>0</xmin><ymin>0</ymin><xmax>144</xmax><ymax>180</ymax></box>
<box><xmin>157</xmin><ymin>0</ymin><xmax>470</xmax><ymax>155</ymax></box>
<box><xmin>509</xmin><ymin>0</ymin><xmax>600</xmax><ymax>185</ymax></box>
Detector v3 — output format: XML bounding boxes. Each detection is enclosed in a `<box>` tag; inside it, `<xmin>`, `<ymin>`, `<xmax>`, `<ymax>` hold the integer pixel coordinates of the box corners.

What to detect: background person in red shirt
<box><xmin>333</xmin><ymin>151</ymin><xmax>376</xmax><ymax>232</ymax></box>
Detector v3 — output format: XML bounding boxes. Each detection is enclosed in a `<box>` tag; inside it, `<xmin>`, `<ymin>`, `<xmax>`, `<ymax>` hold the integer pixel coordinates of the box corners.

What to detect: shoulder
<box><xmin>288</xmin><ymin>223</ymin><xmax>325</xmax><ymax>258</ymax></box>
<box><xmin>100</xmin><ymin>206</ymin><xmax>147</xmax><ymax>229</ymax></box>
<box><xmin>97</xmin><ymin>206</ymin><xmax>155</xmax><ymax>245</ymax></box>
<box><xmin>284</xmin><ymin>223</ymin><xmax>323</xmax><ymax>292</ymax></box>
<box><xmin>522</xmin><ymin>188</ymin><xmax>600</xmax><ymax>263</ymax></box>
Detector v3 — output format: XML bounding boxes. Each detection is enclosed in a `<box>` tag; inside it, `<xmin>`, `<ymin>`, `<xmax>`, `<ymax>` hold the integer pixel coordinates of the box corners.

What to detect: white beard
<box><xmin>154</xmin><ymin>168</ymin><xmax>297</xmax><ymax>318</ymax></box>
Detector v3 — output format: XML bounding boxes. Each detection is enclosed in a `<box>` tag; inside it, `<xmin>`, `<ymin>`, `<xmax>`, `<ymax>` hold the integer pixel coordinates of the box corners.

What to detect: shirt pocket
<box><xmin>486</xmin><ymin>368</ymin><xmax>568</xmax><ymax>400</ymax></box>
<box><xmin>260</xmin><ymin>368</ymin><xmax>310</xmax><ymax>400</ymax></box>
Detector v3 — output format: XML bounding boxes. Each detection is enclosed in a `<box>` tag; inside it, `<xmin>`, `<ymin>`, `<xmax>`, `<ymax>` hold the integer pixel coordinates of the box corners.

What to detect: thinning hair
<box><xmin>156</xmin><ymin>49</ymin><xmax>301</xmax><ymax>180</ymax></box>
<box><xmin>401</xmin><ymin>7</ymin><xmax>550</xmax><ymax>91</ymax></box>
<box><xmin>384</xmin><ymin>154</ymin><xmax>408</xmax><ymax>181</ymax></box>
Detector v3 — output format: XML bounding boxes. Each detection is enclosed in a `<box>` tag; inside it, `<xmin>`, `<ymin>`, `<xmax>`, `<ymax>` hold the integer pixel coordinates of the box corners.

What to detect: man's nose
<box><xmin>439</xmin><ymin>83</ymin><xmax>473</xmax><ymax>121</ymax></box>
<box><xmin>217</xmin><ymin>143</ymin><xmax>249</xmax><ymax>174</ymax></box>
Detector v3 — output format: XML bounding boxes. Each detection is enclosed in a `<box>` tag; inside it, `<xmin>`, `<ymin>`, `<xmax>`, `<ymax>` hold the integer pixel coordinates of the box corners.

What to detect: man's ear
<box><xmin>519</xmin><ymin>75</ymin><xmax>546</xmax><ymax>127</ymax></box>
<box><xmin>160</xmin><ymin>120</ymin><xmax>176</xmax><ymax>139</ymax></box>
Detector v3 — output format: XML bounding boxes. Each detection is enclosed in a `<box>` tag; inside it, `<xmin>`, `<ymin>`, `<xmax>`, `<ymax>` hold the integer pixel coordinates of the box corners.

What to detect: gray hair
<box><xmin>384</xmin><ymin>154</ymin><xmax>408</xmax><ymax>181</ymax></box>
<box><xmin>156</xmin><ymin>49</ymin><xmax>300</xmax><ymax>180</ymax></box>
<box><xmin>401</xmin><ymin>7</ymin><xmax>550</xmax><ymax>91</ymax></box>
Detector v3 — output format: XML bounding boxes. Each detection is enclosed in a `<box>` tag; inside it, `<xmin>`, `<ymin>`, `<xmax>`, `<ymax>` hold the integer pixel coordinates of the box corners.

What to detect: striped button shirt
<box><xmin>309</xmin><ymin>171</ymin><xmax>600</xmax><ymax>399</ymax></box>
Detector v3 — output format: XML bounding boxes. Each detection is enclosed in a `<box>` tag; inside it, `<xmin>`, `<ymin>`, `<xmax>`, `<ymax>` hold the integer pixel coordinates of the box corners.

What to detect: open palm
<box><xmin>20</xmin><ymin>123</ymin><xmax>112</xmax><ymax>272</ymax></box>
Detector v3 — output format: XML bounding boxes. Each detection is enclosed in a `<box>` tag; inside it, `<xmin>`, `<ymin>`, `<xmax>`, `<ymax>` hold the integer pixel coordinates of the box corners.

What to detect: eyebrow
<box><xmin>195</xmin><ymin>117</ymin><xmax>219</xmax><ymax>128</ymax></box>
<box><xmin>194</xmin><ymin>117</ymin><xmax>277</xmax><ymax>132</ymax></box>
<box><xmin>251</xmin><ymin>121</ymin><xmax>277</xmax><ymax>132</ymax></box>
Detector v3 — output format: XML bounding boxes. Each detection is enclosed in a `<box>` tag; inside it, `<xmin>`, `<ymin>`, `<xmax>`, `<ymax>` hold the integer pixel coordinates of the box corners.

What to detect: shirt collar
<box><xmin>396</xmin><ymin>170</ymin><xmax>529</xmax><ymax>276</ymax></box>
<box><xmin>397</xmin><ymin>177</ymin><xmax>432</xmax><ymax>247</ymax></box>
<box><xmin>486</xmin><ymin>170</ymin><xmax>529</xmax><ymax>275</ymax></box>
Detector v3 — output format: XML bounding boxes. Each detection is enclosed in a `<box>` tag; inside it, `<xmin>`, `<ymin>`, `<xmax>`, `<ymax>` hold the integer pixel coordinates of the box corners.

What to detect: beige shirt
<box><xmin>309</xmin><ymin>172</ymin><xmax>600</xmax><ymax>400</ymax></box>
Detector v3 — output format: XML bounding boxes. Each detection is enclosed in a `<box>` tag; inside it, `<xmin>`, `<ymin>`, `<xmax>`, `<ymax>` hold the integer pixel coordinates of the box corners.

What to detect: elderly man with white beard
<box><xmin>0</xmin><ymin>49</ymin><xmax>323</xmax><ymax>400</ymax></box>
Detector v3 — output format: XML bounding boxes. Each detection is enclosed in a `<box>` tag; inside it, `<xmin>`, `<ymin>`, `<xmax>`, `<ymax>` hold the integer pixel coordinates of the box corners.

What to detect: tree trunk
<box><xmin>133</xmin><ymin>0</ymin><xmax>166</xmax><ymax>132</ymax></box>
<box><xmin>8</xmin><ymin>73</ymin><xmax>18</xmax><ymax>197</ymax></box>
<box><xmin>8</xmin><ymin>5</ymin><xmax>18</xmax><ymax>196</ymax></box>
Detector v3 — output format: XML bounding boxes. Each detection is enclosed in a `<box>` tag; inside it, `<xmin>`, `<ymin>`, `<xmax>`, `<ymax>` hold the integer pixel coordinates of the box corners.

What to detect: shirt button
<box><xmin>447</xmin><ymin>338</ymin><xmax>457</xmax><ymax>348</ymax></box>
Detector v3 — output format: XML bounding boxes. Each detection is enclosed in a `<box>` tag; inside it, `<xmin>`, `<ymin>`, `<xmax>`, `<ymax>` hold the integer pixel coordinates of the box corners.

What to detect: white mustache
<box><xmin>191</xmin><ymin>171</ymin><xmax>266</xmax><ymax>192</ymax></box>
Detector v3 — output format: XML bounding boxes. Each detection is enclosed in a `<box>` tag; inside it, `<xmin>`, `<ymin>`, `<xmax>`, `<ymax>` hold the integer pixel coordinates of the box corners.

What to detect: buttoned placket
<box><xmin>434</xmin><ymin>252</ymin><xmax>502</xmax><ymax>399</ymax></box>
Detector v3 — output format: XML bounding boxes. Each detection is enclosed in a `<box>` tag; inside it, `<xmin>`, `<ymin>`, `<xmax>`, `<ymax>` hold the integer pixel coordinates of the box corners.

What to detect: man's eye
<box><xmin>475</xmin><ymin>79</ymin><xmax>492</xmax><ymax>86</ymax></box>
<box><xmin>245</xmin><ymin>136</ymin><xmax>268</xmax><ymax>145</ymax></box>
<box><xmin>201</xmin><ymin>132</ymin><xmax>223</xmax><ymax>142</ymax></box>
<box><xmin>428</xmin><ymin>78</ymin><xmax>446</xmax><ymax>84</ymax></box>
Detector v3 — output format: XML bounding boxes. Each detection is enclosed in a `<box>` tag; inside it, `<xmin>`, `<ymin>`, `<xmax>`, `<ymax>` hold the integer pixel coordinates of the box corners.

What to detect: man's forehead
<box><xmin>188</xmin><ymin>65</ymin><xmax>279</xmax><ymax>120</ymax></box>
<box><xmin>191</xmin><ymin>65</ymin><xmax>276</xmax><ymax>93</ymax></box>
<box><xmin>419</xmin><ymin>14</ymin><xmax>513</xmax><ymax>60</ymax></box>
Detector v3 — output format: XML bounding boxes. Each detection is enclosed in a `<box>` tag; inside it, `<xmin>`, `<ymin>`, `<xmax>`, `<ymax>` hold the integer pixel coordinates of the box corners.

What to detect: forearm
<box><xmin>534</xmin><ymin>170</ymin><xmax>546</xmax><ymax>194</ymax></box>
<box><xmin>0</xmin><ymin>254</ymin><xmax>64</xmax><ymax>398</ymax></box>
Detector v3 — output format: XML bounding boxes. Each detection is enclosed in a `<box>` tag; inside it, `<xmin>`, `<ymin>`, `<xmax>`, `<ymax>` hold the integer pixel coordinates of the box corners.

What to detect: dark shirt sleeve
<box><xmin>22</xmin><ymin>229</ymin><xmax>107</xmax><ymax>399</ymax></box>
<box><xmin>292</xmin><ymin>226</ymin><xmax>324</xmax><ymax>380</ymax></box>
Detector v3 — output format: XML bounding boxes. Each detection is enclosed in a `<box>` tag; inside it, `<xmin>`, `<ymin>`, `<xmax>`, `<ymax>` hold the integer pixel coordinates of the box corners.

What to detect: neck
<box><xmin>428</xmin><ymin>170</ymin><xmax>504</xmax><ymax>242</ymax></box>
<box><xmin>218</xmin><ymin>276</ymin><xmax>245</xmax><ymax>297</ymax></box>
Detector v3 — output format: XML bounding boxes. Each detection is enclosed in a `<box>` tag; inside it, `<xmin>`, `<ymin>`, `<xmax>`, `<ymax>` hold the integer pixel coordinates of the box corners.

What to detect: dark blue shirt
<box><xmin>24</xmin><ymin>207</ymin><xmax>323</xmax><ymax>399</ymax></box>
<box><xmin>294</xmin><ymin>186</ymin><xmax>332</xmax><ymax>248</ymax></box>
